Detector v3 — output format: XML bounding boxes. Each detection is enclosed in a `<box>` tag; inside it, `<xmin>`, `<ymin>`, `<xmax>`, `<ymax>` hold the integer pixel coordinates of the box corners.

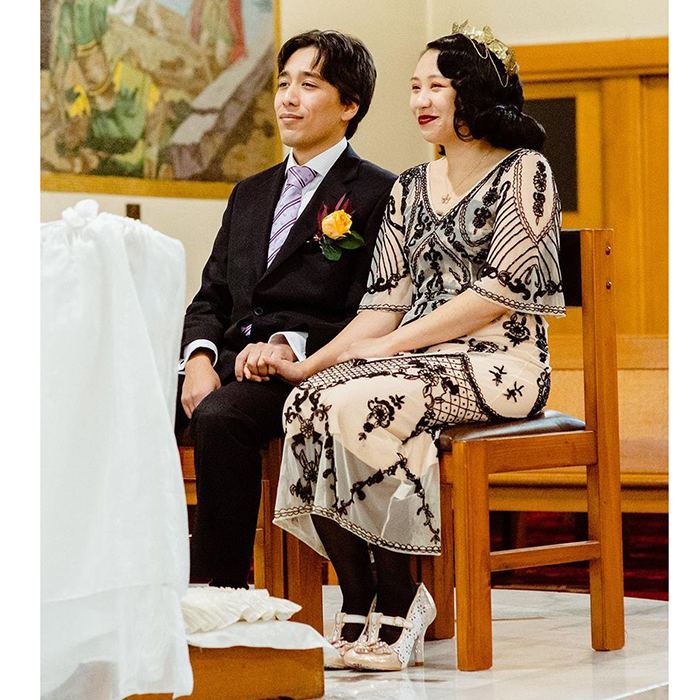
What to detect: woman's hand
<box><xmin>337</xmin><ymin>335</ymin><xmax>398</xmax><ymax>363</ymax></box>
<box><xmin>268</xmin><ymin>357</ymin><xmax>313</xmax><ymax>386</ymax></box>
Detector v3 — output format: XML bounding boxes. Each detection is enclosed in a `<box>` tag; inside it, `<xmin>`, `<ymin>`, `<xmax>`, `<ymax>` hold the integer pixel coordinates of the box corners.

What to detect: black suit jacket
<box><xmin>182</xmin><ymin>145</ymin><xmax>395</xmax><ymax>382</ymax></box>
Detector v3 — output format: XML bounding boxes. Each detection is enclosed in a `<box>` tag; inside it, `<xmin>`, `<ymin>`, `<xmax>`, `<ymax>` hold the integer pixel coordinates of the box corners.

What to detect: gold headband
<box><xmin>451</xmin><ymin>20</ymin><xmax>519</xmax><ymax>85</ymax></box>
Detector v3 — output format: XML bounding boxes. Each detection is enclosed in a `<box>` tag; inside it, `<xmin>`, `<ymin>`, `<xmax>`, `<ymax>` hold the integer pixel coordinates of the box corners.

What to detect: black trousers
<box><xmin>176</xmin><ymin>368</ymin><xmax>294</xmax><ymax>588</ymax></box>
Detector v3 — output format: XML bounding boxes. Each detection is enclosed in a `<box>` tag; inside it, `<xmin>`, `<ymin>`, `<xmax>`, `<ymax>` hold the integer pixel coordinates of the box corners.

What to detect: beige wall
<box><xmin>40</xmin><ymin>0</ymin><xmax>668</xmax><ymax>305</ymax></box>
<box><xmin>429</xmin><ymin>0</ymin><xmax>668</xmax><ymax>46</ymax></box>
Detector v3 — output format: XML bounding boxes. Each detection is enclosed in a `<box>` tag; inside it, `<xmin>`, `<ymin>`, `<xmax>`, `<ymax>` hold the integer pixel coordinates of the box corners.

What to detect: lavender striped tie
<box><xmin>267</xmin><ymin>164</ymin><xmax>317</xmax><ymax>267</ymax></box>
<box><xmin>241</xmin><ymin>164</ymin><xmax>316</xmax><ymax>337</ymax></box>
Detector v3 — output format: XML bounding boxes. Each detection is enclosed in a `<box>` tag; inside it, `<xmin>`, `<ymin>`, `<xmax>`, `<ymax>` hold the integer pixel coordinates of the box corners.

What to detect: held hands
<box><xmin>181</xmin><ymin>351</ymin><xmax>221</xmax><ymax>418</ymax></box>
<box><xmin>235</xmin><ymin>341</ymin><xmax>297</xmax><ymax>382</ymax></box>
<box><xmin>267</xmin><ymin>357</ymin><xmax>311</xmax><ymax>386</ymax></box>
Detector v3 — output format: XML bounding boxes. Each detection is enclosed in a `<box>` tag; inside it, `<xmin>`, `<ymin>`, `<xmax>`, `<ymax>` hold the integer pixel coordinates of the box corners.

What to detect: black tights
<box><xmin>311</xmin><ymin>514</ymin><xmax>418</xmax><ymax>643</ymax></box>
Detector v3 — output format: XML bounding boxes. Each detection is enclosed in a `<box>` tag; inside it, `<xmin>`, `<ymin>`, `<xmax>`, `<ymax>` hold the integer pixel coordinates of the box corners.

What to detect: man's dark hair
<box><xmin>426</xmin><ymin>33</ymin><xmax>545</xmax><ymax>151</ymax></box>
<box><xmin>277</xmin><ymin>30</ymin><xmax>377</xmax><ymax>139</ymax></box>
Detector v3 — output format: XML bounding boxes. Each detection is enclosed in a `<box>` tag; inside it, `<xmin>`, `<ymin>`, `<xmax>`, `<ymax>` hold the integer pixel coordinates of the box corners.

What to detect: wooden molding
<box><xmin>515</xmin><ymin>36</ymin><xmax>668</xmax><ymax>82</ymax></box>
<box><xmin>40</xmin><ymin>172</ymin><xmax>236</xmax><ymax>200</ymax></box>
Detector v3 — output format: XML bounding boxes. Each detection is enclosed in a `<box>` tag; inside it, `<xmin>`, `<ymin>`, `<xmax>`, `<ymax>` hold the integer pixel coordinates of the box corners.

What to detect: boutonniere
<box><xmin>315</xmin><ymin>195</ymin><xmax>365</xmax><ymax>261</ymax></box>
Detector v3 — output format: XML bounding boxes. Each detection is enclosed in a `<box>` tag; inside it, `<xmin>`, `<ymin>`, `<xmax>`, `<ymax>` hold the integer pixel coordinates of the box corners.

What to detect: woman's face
<box><xmin>410</xmin><ymin>49</ymin><xmax>459</xmax><ymax>146</ymax></box>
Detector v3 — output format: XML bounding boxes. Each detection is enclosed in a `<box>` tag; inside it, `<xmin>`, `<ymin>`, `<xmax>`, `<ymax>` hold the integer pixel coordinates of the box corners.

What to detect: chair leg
<box><xmin>587</xmin><ymin>459</ymin><xmax>625</xmax><ymax>651</ymax></box>
<box><xmin>452</xmin><ymin>441</ymin><xmax>492</xmax><ymax>671</ymax></box>
<box><xmin>284</xmin><ymin>534</ymin><xmax>325</xmax><ymax>634</ymax></box>
<box><xmin>260</xmin><ymin>440</ymin><xmax>285</xmax><ymax>598</ymax></box>
<box><xmin>253</xmin><ymin>478</ymin><xmax>270</xmax><ymax>591</ymax></box>
<box><xmin>423</xmin><ymin>483</ymin><xmax>455</xmax><ymax>640</ymax></box>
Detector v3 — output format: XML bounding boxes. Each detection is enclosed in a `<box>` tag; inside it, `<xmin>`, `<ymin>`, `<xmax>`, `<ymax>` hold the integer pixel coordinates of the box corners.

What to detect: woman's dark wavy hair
<box><xmin>277</xmin><ymin>30</ymin><xmax>377</xmax><ymax>139</ymax></box>
<box><xmin>426</xmin><ymin>33</ymin><xmax>545</xmax><ymax>151</ymax></box>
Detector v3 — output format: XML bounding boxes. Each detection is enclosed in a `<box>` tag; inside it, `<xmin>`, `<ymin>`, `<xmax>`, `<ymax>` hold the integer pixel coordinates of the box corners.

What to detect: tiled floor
<box><xmin>321</xmin><ymin>586</ymin><xmax>668</xmax><ymax>700</ymax></box>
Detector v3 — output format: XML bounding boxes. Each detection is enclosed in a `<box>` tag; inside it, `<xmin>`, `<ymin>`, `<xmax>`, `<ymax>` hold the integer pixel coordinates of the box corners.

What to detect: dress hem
<box><xmin>273</xmin><ymin>505</ymin><xmax>442</xmax><ymax>556</ymax></box>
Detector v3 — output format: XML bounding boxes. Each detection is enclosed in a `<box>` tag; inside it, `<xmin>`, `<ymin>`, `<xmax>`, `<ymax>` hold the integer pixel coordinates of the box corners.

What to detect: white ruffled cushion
<box><xmin>182</xmin><ymin>587</ymin><xmax>302</xmax><ymax>634</ymax></box>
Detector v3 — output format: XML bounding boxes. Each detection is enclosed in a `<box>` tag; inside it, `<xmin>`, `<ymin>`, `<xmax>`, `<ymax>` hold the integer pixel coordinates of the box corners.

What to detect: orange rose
<box><xmin>321</xmin><ymin>210</ymin><xmax>352</xmax><ymax>240</ymax></box>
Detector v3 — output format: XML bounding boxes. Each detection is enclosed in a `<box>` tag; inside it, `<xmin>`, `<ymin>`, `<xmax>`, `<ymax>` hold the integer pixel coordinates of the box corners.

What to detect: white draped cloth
<box><xmin>41</xmin><ymin>200</ymin><xmax>193</xmax><ymax>699</ymax></box>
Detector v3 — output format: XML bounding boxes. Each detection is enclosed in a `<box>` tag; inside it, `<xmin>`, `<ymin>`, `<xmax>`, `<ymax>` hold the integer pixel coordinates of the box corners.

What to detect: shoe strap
<box><xmin>365</xmin><ymin>611</ymin><xmax>414</xmax><ymax>644</ymax></box>
<box><xmin>340</xmin><ymin>613</ymin><xmax>368</xmax><ymax>625</ymax></box>
<box><xmin>378</xmin><ymin>614</ymin><xmax>413</xmax><ymax>629</ymax></box>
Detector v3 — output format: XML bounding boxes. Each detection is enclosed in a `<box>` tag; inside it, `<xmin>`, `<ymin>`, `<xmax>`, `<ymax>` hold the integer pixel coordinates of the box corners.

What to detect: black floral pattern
<box><xmin>503</xmin><ymin>313</ymin><xmax>531</xmax><ymax>347</ymax></box>
<box><xmin>360</xmin><ymin>394</ymin><xmax>406</xmax><ymax>440</ymax></box>
<box><xmin>489</xmin><ymin>365</ymin><xmax>507</xmax><ymax>385</ymax></box>
<box><xmin>534</xmin><ymin>314</ymin><xmax>549</xmax><ymax>363</ymax></box>
<box><xmin>504</xmin><ymin>381</ymin><xmax>524</xmax><ymax>402</ymax></box>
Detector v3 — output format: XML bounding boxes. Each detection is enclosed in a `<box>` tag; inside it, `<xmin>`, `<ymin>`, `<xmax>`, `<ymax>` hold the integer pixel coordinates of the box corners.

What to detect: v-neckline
<box><xmin>423</xmin><ymin>149</ymin><xmax>522</xmax><ymax>223</ymax></box>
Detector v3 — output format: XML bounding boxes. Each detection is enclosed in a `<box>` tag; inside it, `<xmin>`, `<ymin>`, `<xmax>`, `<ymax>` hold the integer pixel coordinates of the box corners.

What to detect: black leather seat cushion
<box><xmin>438</xmin><ymin>410</ymin><xmax>585</xmax><ymax>452</ymax></box>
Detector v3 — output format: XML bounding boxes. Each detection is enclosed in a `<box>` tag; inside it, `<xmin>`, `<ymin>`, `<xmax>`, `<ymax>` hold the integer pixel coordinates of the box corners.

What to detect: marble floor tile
<box><xmin>321</xmin><ymin>587</ymin><xmax>668</xmax><ymax>700</ymax></box>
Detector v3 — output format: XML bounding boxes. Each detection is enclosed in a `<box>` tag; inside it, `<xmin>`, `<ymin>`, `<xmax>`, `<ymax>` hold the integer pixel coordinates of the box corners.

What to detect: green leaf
<box><xmin>336</xmin><ymin>236</ymin><xmax>365</xmax><ymax>250</ymax></box>
<box><xmin>322</xmin><ymin>244</ymin><xmax>342</xmax><ymax>261</ymax></box>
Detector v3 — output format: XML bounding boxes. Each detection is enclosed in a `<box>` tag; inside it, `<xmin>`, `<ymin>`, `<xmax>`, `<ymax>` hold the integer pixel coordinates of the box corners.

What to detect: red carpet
<box><xmin>490</xmin><ymin>512</ymin><xmax>668</xmax><ymax>601</ymax></box>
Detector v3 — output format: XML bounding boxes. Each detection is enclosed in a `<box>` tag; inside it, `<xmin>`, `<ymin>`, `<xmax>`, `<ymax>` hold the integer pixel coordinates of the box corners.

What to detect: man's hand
<box><xmin>235</xmin><ymin>341</ymin><xmax>297</xmax><ymax>382</ymax></box>
<box><xmin>181</xmin><ymin>351</ymin><xmax>221</xmax><ymax>418</ymax></box>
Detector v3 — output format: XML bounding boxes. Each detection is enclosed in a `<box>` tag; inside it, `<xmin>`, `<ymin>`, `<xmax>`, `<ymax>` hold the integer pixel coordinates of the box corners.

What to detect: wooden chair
<box><xmin>435</xmin><ymin>227</ymin><xmax>624</xmax><ymax>669</ymax></box>
<box><xmin>183</xmin><ymin>228</ymin><xmax>625</xmax><ymax>670</ymax></box>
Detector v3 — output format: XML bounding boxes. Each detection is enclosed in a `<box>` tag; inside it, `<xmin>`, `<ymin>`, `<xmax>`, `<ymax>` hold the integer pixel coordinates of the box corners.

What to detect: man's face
<box><xmin>274</xmin><ymin>46</ymin><xmax>358</xmax><ymax>157</ymax></box>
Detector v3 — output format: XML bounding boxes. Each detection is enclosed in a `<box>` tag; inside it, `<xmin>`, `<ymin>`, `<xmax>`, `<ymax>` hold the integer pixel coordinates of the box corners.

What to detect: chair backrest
<box><xmin>560</xmin><ymin>228</ymin><xmax>620</xmax><ymax>445</ymax></box>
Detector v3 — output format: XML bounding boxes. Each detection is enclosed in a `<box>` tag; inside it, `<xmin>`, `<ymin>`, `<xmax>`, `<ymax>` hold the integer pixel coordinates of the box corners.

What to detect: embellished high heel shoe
<box><xmin>324</xmin><ymin>599</ymin><xmax>376</xmax><ymax>669</ymax></box>
<box><xmin>343</xmin><ymin>583</ymin><xmax>436</xmax><ymax>671</ymax></box>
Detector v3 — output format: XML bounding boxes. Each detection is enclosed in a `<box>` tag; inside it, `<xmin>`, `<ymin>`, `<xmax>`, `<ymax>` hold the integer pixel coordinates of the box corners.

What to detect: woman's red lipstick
<box><xmin>418</xmin><ymin>115</ymin><xmax>437</xmax><ymax>125</ymax></box>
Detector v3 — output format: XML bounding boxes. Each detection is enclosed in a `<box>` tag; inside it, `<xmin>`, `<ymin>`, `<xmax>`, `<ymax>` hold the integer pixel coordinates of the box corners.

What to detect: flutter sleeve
<box><xmin>471</xmin><ymin>151</ymin><xmax>566</xmax><ymax>316</ymax></box>
<box><xmin>358</xmin><ymin>177</ymin><xmax>413</xmax><ymax>312</ymax></box>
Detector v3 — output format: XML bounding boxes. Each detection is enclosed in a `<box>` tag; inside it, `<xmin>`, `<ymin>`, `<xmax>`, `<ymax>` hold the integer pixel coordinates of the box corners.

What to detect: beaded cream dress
<box><xmin>273</xmin><ymin>149</ymin><xmax>565</xmax><ymax>557</ymax></box>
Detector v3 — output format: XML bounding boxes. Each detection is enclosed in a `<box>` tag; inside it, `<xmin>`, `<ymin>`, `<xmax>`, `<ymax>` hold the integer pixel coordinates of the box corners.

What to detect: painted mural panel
<box><xmin>40</xmin><ymin>0</ymin><xmax>278</xmax><ymax>187</ymax></box>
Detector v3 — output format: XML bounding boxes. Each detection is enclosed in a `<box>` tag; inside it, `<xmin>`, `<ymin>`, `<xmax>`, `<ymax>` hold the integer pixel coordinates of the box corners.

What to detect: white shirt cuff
<box><xmin>269</xmin><ymin>331</ymin><xmax>308</xmax><ymax>361</ymax></box>
<box><xmin>179</xmin><ymin>340</ymin><xmax>219</xmax><ymax>373</ymax></box>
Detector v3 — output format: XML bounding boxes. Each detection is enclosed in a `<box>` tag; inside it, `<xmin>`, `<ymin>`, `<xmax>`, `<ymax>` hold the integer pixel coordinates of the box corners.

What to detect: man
<box><xmin>178</xmin><ymin>30</ymin><xmax>395</xmax><ymax>588</ymax></box>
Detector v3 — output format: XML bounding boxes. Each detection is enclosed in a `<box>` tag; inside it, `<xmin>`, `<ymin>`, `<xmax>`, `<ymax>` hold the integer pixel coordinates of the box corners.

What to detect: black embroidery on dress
<box><xmin>466</xmin><ymin>338</ymin><xmax>508</xmax><ymax>354</ymax></box>
<box><xmin>489</xmin><ymin>365</ymin><xmax>507</xmax><ymax>385</ymax></box>
<box><xmin>534</xmin><ymin>314</ymin><xmax>549</xmax><ymax>363</ymax></box>
<box><xmin>482</xmin><ymin>185</ymin><xmax>500</xmax><ymax>207</ymax></box>
<box><xmin>359</xmin><ymin>303</ymin><xmax>411</xmax><ymax>312</ymax></box>
<box><xmin>360</xmin><ymin>395</ymin><xmax>406</xmax><ymax>440</ymax></box>
<box><xmin>334</xmin><ymin>453</ymin><xmax>441</xmax><ymax>545</ymax></box>
<box><xmin>273</xmin><ymin>504</ymin><xmax>441</xmax><ymax>554</ymax></box>
<box><xmin>503</xmin><ymin>313</ymin><xmax>531</xmax><ymax>347</ymax></box>
<box><xmin>533</xmin><ymin>161</ymin><xmax>547</xmax><ymax>222</ymax></box>
<box><xmin>528</xmin><ymin>367</ymin><xmax>551</xmax><ymax>417</ymax></box>
<box><xmin>504</xmin><ymin>381</ymin><xmax>524</xmax><ymax>402</ymax></box>
<box><xmin>472</xmin><ymin>206</ymin><xmax>492</xmax><ymax>230</ymax></box>
<box><xmin>365</xmin><ymin>190</ymin><xmax>409</xmax><ymax>296</ymax></box>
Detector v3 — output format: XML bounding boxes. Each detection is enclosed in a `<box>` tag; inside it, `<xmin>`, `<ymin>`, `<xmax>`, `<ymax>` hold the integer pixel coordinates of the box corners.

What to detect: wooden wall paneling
<box><xmin>516</xmin><ymin>37</ymin><xmax>668</xmax><ymax>83</ymax></box>
<box><xmin>523</xmin><ymin>81</ymin><xmax>603</xmax><ymax>339</ymax></box>
<box><xmin>641</xmin><ymin>77</ymin><xmax>669</xmax><ymax>336</ymax></box>
<box><xmin>523</xmin><ymin>81</ymin><xmax>604</xmax><ymax>230</ymax></box>
<box><xmin>601</xmin><ymin>78</ymin><xmax>646</xmax><ymax>335</ymax></box>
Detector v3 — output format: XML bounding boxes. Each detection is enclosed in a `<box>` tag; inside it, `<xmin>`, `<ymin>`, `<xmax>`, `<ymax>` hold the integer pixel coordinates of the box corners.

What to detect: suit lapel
<box><xmin>262</xmin><ymin>145</ymin><xmax>362</xmax><ymax>279</ymax></box>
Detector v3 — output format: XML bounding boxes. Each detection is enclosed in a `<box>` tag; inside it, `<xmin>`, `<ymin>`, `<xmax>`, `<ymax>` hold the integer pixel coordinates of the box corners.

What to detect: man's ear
<box><xmin>341</xmin><ymin>101</ymin><xmax>360</xmax><ymax>123</ymax></box>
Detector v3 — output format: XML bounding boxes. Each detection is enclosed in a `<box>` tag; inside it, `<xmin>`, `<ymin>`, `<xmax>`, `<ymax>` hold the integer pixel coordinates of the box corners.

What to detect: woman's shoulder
<box><xmin>396</xmin><ymin>162</ymin><xmax>427</xmax><ymax>184</ymax></box>
<box><xmin>505</xmin><ymin>148</ymin><xmax>552</xmax><ymax>173</ymax></box>
<box><xmin>501</xmin><ymin>149</ymin><xmax>556</xmax><ymax>192</ymax></box>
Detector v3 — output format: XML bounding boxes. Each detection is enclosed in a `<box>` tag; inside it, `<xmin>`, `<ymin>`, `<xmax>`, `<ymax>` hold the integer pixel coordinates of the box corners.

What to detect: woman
<box><xmin>270</xmin><ymin>25</ymin><xmax>565</xmax><ymax>671</ymax></box>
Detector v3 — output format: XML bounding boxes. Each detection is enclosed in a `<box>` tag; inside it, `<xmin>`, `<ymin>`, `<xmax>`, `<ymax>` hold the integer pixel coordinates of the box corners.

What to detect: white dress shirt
<box><xmin>180</xmin><ymin>137</ymin><xmax>348</xmax><ymax>370</ymax></box>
